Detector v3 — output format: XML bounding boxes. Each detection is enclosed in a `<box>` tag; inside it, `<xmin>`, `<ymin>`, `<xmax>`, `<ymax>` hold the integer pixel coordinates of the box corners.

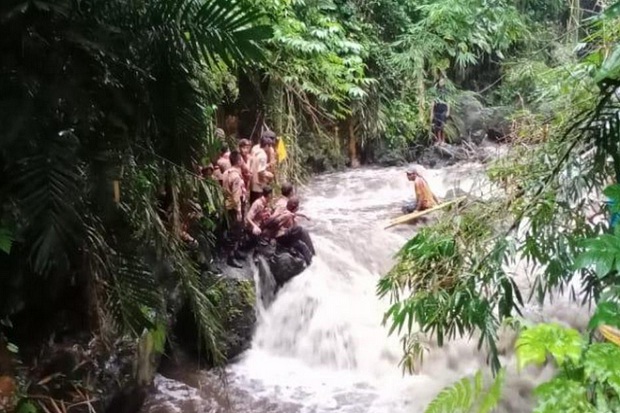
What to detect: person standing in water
<box><xmin>406</xmin><ymin>167</ymin><xmax>439</xmax><ymax>212</ymax></box>
<box><xmin>431</xmin><ymin>79</ymin><xmax>450</xmax><ymax>145</ymax></box>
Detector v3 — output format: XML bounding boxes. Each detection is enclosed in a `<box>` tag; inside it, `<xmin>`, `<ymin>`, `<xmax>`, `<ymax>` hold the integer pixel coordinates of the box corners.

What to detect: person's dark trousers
<box><xmin>249</xmin><ymin>191</ymin><xmax>262</xmax><ymax>205</ymax></box>
<box><xmin>223</xmin><ymin>210</ymin><xmax>244</xmax><ymax>265</ymax></box>
<box><xmin>239</xmin><ymin>232</ymin><xmax>261</xmax><ymax>253</ymax></box>
<box><xmin>277</xmin><ymin>226</ymin><xmax>315</xmax><ymax>264</ymax></box>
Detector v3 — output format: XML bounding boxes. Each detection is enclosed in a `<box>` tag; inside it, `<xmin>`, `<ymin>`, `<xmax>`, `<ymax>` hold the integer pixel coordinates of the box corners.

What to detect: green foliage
<box><xmin>0</xmin><ymin>0</ymin><xmax>269</xmax><ymax>363</ymax></box>
<box><xmin>381</xmin><ymin>0</ymin><xmax>620</xmax><ymax>376</ymax></box>
<box><xmin>16</xmin><ymin>400</ymin><xmax>39</xmax><ymax>413</ymax></box>
<box><xmin>589</xmin><ymin>301</ymin><xmax>620</xmax><ymax>330</ymax></box>
<box><xmin>379</xmin><ymin>202</ymin><xmax>522</xmax><ymax>371</ymax></box>
<box><xmin>259</xmin><ymin>0</ymin><xmax>370</xmax><ymax>115</ymax></box>
<box><xmin>424</xmin><ymin>369</ymin><xmax>505</xmax><ymax>413</ymax></box>
<box><xmin>533</xmin><ymin>377</ymin><xmax>595</xmax><ymax>413</ymax></box>
<box><xmin>516</xmin><ymin>323</ymin><xmax>584</xmax><ymax>369</ymax></box>
<box><xmin>515</xmin><ymin>322</ymin><xmax>620</xmax><ymax>412</ymax></box>
<box><xmin>393</xmin><ymin>0</ymin><xmax>528</xmax><ymax>77</ymax></box>
<box><xmin>0</xmin><ymin>225</ymin><xmax>13</xmax><ymax>254</ymax></box>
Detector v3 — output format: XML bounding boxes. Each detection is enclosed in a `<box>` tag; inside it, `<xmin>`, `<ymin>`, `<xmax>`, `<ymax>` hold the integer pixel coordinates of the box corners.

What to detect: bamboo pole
<box><xmin>384</xmin><ymin>196</ymin><xmax>467</xmax><ymax>229</ymax></box>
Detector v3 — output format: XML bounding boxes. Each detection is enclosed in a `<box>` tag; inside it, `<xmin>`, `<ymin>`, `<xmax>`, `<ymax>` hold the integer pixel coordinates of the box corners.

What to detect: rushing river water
<box><xmin>141</xmin><ymin>160</ymin><xmax>590</xmax><ymax>413</ymax></box>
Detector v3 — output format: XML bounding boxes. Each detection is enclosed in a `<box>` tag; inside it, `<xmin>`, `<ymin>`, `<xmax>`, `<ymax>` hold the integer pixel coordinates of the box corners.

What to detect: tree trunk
<box><xmin>348</xmin><ymin>118</ymin><xmax>360</xmax><ymax>168</ymax></box>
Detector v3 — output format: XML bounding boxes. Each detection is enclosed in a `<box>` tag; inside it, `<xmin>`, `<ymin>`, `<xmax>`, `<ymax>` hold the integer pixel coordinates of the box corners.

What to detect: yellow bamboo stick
<box><xmin>599</xmin><ymin>325</ymin><xmax>620</xmax><ymax>347</ymax></box>
<box><xmin>384</xmin><ymin>196</ymin><xmax>467</xmax><ymax>229</ymax></box>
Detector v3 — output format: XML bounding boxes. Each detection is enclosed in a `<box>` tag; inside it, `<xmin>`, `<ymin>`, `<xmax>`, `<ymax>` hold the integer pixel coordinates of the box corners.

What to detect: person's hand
<box><xmin>252</xmin><ymin>226</ymin><xmax>261</xmax><ymax>236</ymax></box>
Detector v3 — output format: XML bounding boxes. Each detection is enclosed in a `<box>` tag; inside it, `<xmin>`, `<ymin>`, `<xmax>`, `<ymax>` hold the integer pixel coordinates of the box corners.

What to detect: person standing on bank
<box><xmin>222</xmin><ymin>151</ymin><xmax>245</xmax><ymax>267</ymax></box>
<box><xmin>249</xmin><ymin>135</ymin><xmax>274</xmax><ymax>205</ymax></box>
<box><xmin>431</xmin><ymin>79</ymin><xmax>450</xmax><ymax>145</ymax></box>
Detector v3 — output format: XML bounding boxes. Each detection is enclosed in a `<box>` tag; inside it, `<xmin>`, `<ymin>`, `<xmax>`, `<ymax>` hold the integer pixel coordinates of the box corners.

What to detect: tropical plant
<box><xmin>0</xmin><ymin>0</ymin><xmax>271</xmax><ymax>364</ymax></box>
<box><xmin>380</xmin><ymin>0</ymin><xmax>620</xmax><ymax>374</ymax></box>
<box><xmin>515</xmin><ymin>312</ymin><xmax>620</xmax><ymax>412</ymax></box>
<box><xmin>424</xmin><ymin>369</ymin><xmax>505</xmax><ymax>413</ymax></box>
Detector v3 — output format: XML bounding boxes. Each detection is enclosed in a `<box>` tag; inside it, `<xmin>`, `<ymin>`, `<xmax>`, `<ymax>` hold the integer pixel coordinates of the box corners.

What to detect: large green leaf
<box><xmin>588</xmin><ymin>301</ymin><xmax>620</xmax><ymax>330</ymax></box>
<box><xmin>533</xmin><ymin>378</ymin><xmax>595</xmax><ymax>413</ymax></box>
<box><xmin>574</xmin><ymin>233</ymin><xmax>620</xmax><ymax>278</ymax></box>
<box><xmin>583</xmin><ymin>343</ymin><xmax>620</xmax><ymax>395</ymax></box>
<box><xmin>516</xmin><ymin>324</ymin><xmax>584</xmax><ymax>369</ymax></box>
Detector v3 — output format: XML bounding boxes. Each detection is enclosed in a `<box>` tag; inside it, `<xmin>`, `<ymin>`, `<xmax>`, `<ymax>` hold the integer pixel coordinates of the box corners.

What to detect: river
<box><xmin>141</xmin><ymin>160</ymin><xmax>590</xmax><ymax>413</ymax></box>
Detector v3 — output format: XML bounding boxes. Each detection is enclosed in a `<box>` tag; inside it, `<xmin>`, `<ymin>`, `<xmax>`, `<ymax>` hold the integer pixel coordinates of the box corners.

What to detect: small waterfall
<box><xmin>254</xmin><ymin>255</ymin><xmax>277</xmax><ymax>312</ymax></box>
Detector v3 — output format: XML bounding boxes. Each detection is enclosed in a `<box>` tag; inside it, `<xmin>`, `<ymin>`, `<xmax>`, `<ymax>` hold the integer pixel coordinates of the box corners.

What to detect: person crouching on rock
<box><xmin>222</xmin><ymin>150</ymin><xmax>245</xmax><ymax>268</ymax></box>
<box><xmin>273</xmin><ymin>182</ymin><xmax>294</xmax><ymax>216</ymax></box>
<box><xmin>244</xmin><ymin>185</ymin><xmax>273</xmax><ymax>250</ymax></box>
<box><xmin>405</xmin><ymin>167</ymin><xmax>439</xmax><ymax>213</ymax></box>
<box><xmin>263</xmin><ymin>196</ymin><xmax>315</xmax><ymax>265</ymax></box>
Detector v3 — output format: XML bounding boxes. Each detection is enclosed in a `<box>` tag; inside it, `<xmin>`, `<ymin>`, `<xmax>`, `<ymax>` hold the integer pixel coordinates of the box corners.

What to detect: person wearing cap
<box><xmin>406</xmin><ymin>167</ymin><xmax>439</xmax><ymax>212</ymax></box>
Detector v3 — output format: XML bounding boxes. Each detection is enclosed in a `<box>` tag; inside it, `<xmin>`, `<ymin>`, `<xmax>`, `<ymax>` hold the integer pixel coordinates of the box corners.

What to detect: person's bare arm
<box><xmin>246</xmin><ymin>204</ymin><xmax>262</xmax><ymax>235</ymax></box>
<box><xmin>414</xmin><ymin>180</ymin><xmax>424</xmax><ymax>211</ymax></box>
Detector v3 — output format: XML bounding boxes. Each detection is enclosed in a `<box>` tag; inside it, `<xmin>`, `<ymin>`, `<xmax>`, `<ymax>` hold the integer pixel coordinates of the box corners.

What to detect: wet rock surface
<box><xmin>173</xmin><ymin>242</ymin><xmax>310</xmax><ymax>363</ymax></box>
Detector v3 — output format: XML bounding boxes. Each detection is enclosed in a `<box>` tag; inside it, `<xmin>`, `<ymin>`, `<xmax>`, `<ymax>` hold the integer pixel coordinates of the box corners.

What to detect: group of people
<box><xmin>197</xmin><ymin>129</ymin><xmax>315</xmax><ymax>269</ymax></box>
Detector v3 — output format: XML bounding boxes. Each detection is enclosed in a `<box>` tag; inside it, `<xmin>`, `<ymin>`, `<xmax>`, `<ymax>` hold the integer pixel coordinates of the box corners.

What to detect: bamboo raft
<box><xmin>600</xmin><ymin>325</ymin><xmax>620</xmax><ymax>347</ymax></box>
<box><xmin>384</xmin><ymin>196</ymin><xmax>467</xmax><ymax>229</ymax></box>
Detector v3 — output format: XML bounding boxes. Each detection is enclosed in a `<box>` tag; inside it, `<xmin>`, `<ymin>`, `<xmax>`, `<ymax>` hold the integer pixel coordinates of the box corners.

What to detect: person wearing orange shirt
<box><xmin>406</xmin><ymin>167</ymin><xmax>439</xmax><ymax>212</ymax></box>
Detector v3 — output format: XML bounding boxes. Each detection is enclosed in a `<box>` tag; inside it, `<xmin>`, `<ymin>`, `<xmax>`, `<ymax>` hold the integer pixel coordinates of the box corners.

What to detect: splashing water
<box><xmin>142</xmin><ymin>160</ymin><xmax>590</xmax><ymax>413</ymax></box>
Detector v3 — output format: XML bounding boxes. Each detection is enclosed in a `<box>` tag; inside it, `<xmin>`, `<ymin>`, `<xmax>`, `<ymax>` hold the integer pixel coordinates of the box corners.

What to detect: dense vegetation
<box><xmin>380</xmin><ymin>0</ymin><xmax>620</xmax><ymax>411</ymax></box>
<box><xmin>0</xmin><ymin>0</ymin><xmax>618</xmax><ymax>411</ymax></box>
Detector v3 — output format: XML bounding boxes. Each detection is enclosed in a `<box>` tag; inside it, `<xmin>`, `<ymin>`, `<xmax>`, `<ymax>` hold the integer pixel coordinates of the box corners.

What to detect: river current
<box><xmin>141</xmin><ymin>159</ymin><xmax>590</xmax><ymax>413</ymax></box>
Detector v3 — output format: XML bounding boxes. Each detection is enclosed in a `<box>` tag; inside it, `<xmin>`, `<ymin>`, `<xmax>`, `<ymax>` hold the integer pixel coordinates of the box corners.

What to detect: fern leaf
<box><xmin>425</xmin><ymin>373</ymin><xmax>479</xmax><ymax>413</ymax></box>
<box><xmin>478</xmin><ymin>368</ymin><xmax>506</xmax><ymax>413</ymax></box>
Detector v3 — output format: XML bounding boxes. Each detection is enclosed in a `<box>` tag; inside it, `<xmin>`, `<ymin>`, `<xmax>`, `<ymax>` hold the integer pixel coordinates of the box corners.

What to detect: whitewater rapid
<box><xmin>141</xmin><ymin>160</ymin><xmax>590</xmax><ymax>413</ymax></box>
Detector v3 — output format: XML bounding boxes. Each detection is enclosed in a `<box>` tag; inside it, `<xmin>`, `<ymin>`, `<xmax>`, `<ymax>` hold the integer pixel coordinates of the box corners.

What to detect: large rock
<box><xmin>269</xmin><ymin>249</ymin><xmax>307</xmax><ymax>288</ymax></box>
<box><xmin>171</xmin><ymin>258</ymin><xmax>256</xmax><ymax>363</ymax></box>
<box><xmin>452</xmin><ymin>93</ymin><xmax>512</xmax><ymax>143</ymax></box>
<box><xmin>212</xmin><ymin>262</ymin><xmax>257</xmax><ymax>360</ymax></box>
<box><xmin>174</xmin><ymin>243</ymin><xmax>309</xmax><ymax>362</ymax></box>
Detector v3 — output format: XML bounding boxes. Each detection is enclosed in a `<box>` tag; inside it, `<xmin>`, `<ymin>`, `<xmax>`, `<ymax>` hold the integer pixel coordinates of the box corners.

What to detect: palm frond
<box><xmin>110</xmin><ymin>254</ymin><xmax>163</xmax><ymax>336</ymax></box>
<box><xmin>11</xmin><ymin>133</ymin><xmax>85</xmax><ymax>274</ymax></box>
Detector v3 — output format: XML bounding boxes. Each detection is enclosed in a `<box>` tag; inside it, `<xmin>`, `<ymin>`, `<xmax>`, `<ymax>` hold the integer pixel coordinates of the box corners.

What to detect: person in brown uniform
<box><xmin>246</xmin><ymin>186</ymin><xmax>273</xmax><ymax>236</ymax></box>
<box><xmin>222</xmin><ymin>151</ymin><xmax>245</xmax><ymax>267</ymax></box>
<box><xmin>273</xmin><ymin>182</ymin><xmax>294</xmax><ymax>216</ymax></box>
<box><xmin>263</xmin><ymin>196</ymin><xmax>315</xmax><ymax>265</ymax></box>
<box><xmin>249</xmin><ymin>136</ymin><xmax>274</xmax><ymax>204</ymax></box>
